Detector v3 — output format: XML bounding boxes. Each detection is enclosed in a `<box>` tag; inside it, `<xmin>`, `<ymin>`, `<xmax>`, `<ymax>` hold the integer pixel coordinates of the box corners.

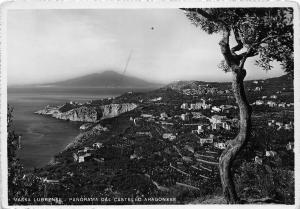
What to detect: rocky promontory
<box><xmin>65</xmin><ymin>123</ymin><xmax>109</xmax><ymax>150</ymax></box>
<box><xmin>35</xmin><ymin>102</ymin><xmax>138</xmax><ymax>122</ymax></box>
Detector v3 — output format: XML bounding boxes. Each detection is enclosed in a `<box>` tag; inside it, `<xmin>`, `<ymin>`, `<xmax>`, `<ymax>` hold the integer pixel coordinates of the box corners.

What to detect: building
<box><xmin>220</xmin><ymin>105</ymin><xmax>237</xmax><ymax>112</ymax></box>
<box><xmin>73</xmin><ymin>152</ymin><xmax>92</xmax><ymax>163</ymax></box>
<box><xmin>211</xmin><ymin>115</ymin><xmax>227</xmax><ymax>124</ymax></box>
<box><xmin>214</xmin><ymin>142</ymin><xmax>226</xmax><ymax>150</ymax></box>
<box><xmin>199</xmin><ymin>134</ymin><xmax>215</xmax><ymax>145</ymax></box>
<box><xmin>285</xmin><ymin>123</ymin><xmax>293</xmax><ymax>130</ymax></box>
<box><xmin>190</xmin><ymin>104</ymin><xmax>196</xmax><ymax>110</ymax></box>
<box><xmin>286</xmin><ymin>142</ymin><xmax>294</xmax><ymax>152</ymax></box>
<box><xmin>267</xmin><ymin>101</ymin><xmax>277</xmax><ymax>107</ymax></box>
<box><xmin>150</xmin><ymin>97</ymin><xmax>162</xmax><ymax>102</ymax></box>
<box><xmin>275</xmin><ymin>122</ymin><xmax>284</xmax><ymax>127</ymax></box>
<box><xmin>191</xmin><ymin>112</ymin><xmax>207</xmax><ymax>119</ymax></box>
<box><xmin>254</xmin><ymin>86</ymin><xmax>262</xmax><ymax>91</ymax></box>
<box><xmin>181</xmin><ymin>103</ymin><xmax>189</xmax><ymax>109</ymax></box>
<box><xmin>202</xmin><ymin>103</ymin><xmax>212</xmax><ymax>109</ymax></box>
<box><xmin>254</xmin><ymin>156</ymin><xmax>263</xmax><ymax>165</ymax></box>
<box><xmin>141</xmin><ymin>114</ymin><xmax>154</xmax><ymax>118</ymax></box>
<box><xmin>198</xmin><ymin>125</ymin><xmax>204</xmax><ymax>132</ymax></box>
<box><xmin>130</xmin><ymin>147</ymin><xmax>143</xmax><ymax>160</ymax></box>
<box><xmin>270</xmin><ymin>95</ymin><xmax>278</xmax><ymax>99</ymax></box>
<box><xmin>160</xmin><ymin>112</ymin><xmax>168</xmax><ymax>120</ymax></box>
<box><xmin>222</xmin><ymin>122</ymin><xmax>231</xmax><ymax>130</ymax></box>
<box><xmin>42</xmin><ymin>178</ymin><xmax>60</xmax><ymax>184</ymax></box>
<box><xmin>268</xmin><ymin>121</ymin><xmax>274</xmax><ymax>127</ymax></box>
<box><xmin>80</xmin><ymin>123</ymin><xmax>93</xmax><ymax>130</ymax></box>
<box><xmin>265</xmin><ymin>150</ymin><xmax>277</xmax><ymax>157</ymax></box>
<box><xmin>192</xmin><ymin>125</ymin><xmax>205</xmax><ymax>134</ymax></box>
<box><xmin>181</xmin><ymin>113</ymin><xmax>191</xmax><ymax>121</ymax></box>
<box><xmin>162</xmin><ymin>133</ymin><xmax>176</xmax><ymax>141</ymax></box>
<box><xmin>93</xmin><ymin>142</ymin><xmax>103</xmax><ymax>149</ymax></box>
<box><xmin>195</xmin><ymin>102</ymin><xmax>204</xmax><ymax>109</ymax></box>
<box><xmin>83</xmin><ymin>147</ymin><xmax>94</xmax><ymax>152</ymax></box>
<box><xmin>278</xmin><ymin>103</ymin><xmax>286</xmax><ymax>108</ymax></box>
<box><xmin>133</xmin><ymin>117</ymin><xmax>141</xmax><ymax>126</ymax></box>
<box><xmin>93</xmin><ymin>124</ymin><xmax>108</xmax><ymax>132</ymax></box>
<box><xmin>254</xmin><ymin>100</ymin><xmax>264</xmax><ymax>105</ymax></box>
<box><xmin>212</xmin><ymin>123</ymin><xmax>222</xmax><ymax>130</ymax></box>
<box><xmin>212</xmin><ymin>106</ymin><xmax>221</xmax><ymax>112</ymax></box>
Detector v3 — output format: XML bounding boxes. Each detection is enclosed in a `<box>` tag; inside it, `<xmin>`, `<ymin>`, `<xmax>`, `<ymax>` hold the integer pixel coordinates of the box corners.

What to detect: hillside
<box><xmin>46</xmin><ymin>70</ymin><xmax>162</xmax><ymax>88</ymax></box>
<box><xmin>11</xmin><ymin>72</ymin><xmax>294</xmax><ymax>205</ymax></box>
<box><xmin>163</xmin><ymin>74</ymin><xmax>293</xmax><ymax>91</ymax></box>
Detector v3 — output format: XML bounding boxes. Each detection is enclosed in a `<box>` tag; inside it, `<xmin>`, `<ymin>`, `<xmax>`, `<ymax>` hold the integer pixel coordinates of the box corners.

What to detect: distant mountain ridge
<box><xmin>164</xmin><ymin>74</ymin><xmax>292</xmax><ymax>91</ymax></box>
<box><xmin>44</xmin><ymin>70</ymin><xmax>162</xmax><ymax>88</ymax></box>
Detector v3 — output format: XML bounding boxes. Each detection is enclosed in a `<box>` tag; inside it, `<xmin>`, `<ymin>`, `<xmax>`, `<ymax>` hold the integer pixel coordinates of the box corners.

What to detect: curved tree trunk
<box><xmin>219</xmin><ymin>66</ymin><xmax>252</xmax><ymax>203</ymax></box>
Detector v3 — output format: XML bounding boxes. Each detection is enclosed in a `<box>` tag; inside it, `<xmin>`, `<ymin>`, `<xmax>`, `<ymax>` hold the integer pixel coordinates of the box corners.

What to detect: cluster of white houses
<box><xmin>182</xmin><ymin>87</ymin><xmax>231</xmax><ymax>96</ymax></box>
<box><xmin>162</xmin><ymin>133</ymin><xmax>177</xmax><ymax>141</ymax></box>
<box><xmin>253</xmin><ymin>94</ymin><xmax>294</xmax><ymax>108</ymax></box>
<box><xmin>73</xmin><ymin>142</ymin><xmax>104</xmax><ymax>163</ymax></box>
<box><xmin>181</xmin><ymin>100</ymin><xmax>211</xmax><ymax>110</ymax></box>
<box><xmin>195</xmin><ymin>134</ymin><xmax>226</xmax><ymax>150</ymax></box>
<box><xmin>267</xmin><ymin>120</ymin><xmax>293</xmax><ymax>130</ymax></box>
<box><xmin>130</xmin><ymin>110</ymin><xmax>231</xmax><ymax>151</ymax></box>
<box><xmin>253</xmin><ymin>100</ymin><xmax>294</xmax><ymax>108</ymax></box>
<box><xmin>132</xmin><ymin>107</ymin><xmax>237</xmax><ymax>150</ymax></box>
<box><xmin>191</xmin><ymin>115</ymin><xmax>238</xmax><ymax>135</ymax></box>
<box><xmin>181</xmin><ymin>101</ymin><xmax>238</xmax><ymax>115</ymax></box>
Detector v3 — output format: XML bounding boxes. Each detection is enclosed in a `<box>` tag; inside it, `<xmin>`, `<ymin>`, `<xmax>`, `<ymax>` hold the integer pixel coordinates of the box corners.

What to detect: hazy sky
<box><xmin>7</xmin><ymin>9</ymin><xmax>284</xmax><ymax>85</ymax></box>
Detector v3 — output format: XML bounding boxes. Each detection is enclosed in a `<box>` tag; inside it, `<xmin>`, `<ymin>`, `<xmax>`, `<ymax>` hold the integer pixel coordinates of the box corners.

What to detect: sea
<box><xmin>7</xmin><ymin>87</ymin><xmax>149</xmax><ymax>170</ymax></box>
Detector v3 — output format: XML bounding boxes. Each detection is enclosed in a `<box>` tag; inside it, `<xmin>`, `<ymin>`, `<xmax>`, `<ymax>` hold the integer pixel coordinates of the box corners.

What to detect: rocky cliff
<box><xmin>100</xmin><ymin>103</ymin><xmax>138</xmax><ymax>119</ymax></box>
<box><xmin>36</xmin><ymin>103</ymin><xmax>137</xmax><ymax>122</ymax></box>
<box><xmin>35</xmin><ymin>105</ymin><xmax>101</xmax><ymax>122</ymax></box>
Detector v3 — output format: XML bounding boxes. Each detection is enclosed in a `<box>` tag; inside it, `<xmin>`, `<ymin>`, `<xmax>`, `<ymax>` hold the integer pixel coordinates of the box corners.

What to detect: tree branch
<box><xmin>231</xmin><ymin>27</ymin><xmax>243</xmax><ymax>53</ymax></box>
<box><xmin>181</xmin><ymin>8</ymin><xmax>229</xmax><ymax>31</ymax></box>
<box><xmin>239</xmin><ymin>47</ymin><xmax>258</xmax><ymax>68</ymax></box>
<box><xmin>219</xmin><ymin>29</ymin><xmax>233</xmax><ymax>65</ymax></box>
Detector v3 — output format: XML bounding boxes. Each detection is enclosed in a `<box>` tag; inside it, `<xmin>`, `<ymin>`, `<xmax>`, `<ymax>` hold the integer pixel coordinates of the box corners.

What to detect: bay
<box><xmin>7</xmin><ymin>87</ymin><xmax>146</xmax><ymax>170</ymax></box>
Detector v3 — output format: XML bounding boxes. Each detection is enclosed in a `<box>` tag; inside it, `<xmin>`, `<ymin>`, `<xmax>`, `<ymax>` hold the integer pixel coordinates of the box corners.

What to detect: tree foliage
<box><xmin>183</xmin><ymin>8</ymin><xmax>293</xmax><ymax>74</ymax></box>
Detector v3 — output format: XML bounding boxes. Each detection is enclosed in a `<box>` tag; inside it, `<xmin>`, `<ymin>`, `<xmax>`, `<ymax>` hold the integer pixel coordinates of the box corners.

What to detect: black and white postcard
<box><xmin>0</xmin><ymin>0</ymin><xmax>299</xmax><ymax>208</ymax></box>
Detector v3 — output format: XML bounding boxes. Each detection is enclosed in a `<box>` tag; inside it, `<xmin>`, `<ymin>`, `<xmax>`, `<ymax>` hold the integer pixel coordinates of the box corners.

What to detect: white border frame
<box><xmin>0</xmin><ymin>1</ymin><xmax>299</xmax><ymax>209</ymax></box>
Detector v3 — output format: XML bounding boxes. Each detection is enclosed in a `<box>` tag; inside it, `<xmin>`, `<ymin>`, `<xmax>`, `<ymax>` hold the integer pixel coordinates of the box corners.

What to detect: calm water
<box><xmin>8</xmin><ymin>87</ymin><xmax>144</xmax><ymax>170</ymax></box>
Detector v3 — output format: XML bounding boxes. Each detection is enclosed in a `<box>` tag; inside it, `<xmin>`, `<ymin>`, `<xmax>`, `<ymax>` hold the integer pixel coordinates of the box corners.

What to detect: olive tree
<box><xmin>182</xmin><ymin>8</ymin><xmax>293</xmax><ymax>203</ymax></box>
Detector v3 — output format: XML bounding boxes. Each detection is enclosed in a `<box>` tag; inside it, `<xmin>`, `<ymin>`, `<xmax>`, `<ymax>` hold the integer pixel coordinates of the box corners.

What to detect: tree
<box><xmin>7</xmin><ymin>107</ymin><xmax>44</xmax><ymax>205</ymax></box>
<box><xmin>7</xmin><ymin>106</ymin><xmax>23</xmax><ymax>204</ymax></box>
<box><xmin>182</xmin><ymin>8</ymin><xmax>293</xmax><ymax>203</ymax></box>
